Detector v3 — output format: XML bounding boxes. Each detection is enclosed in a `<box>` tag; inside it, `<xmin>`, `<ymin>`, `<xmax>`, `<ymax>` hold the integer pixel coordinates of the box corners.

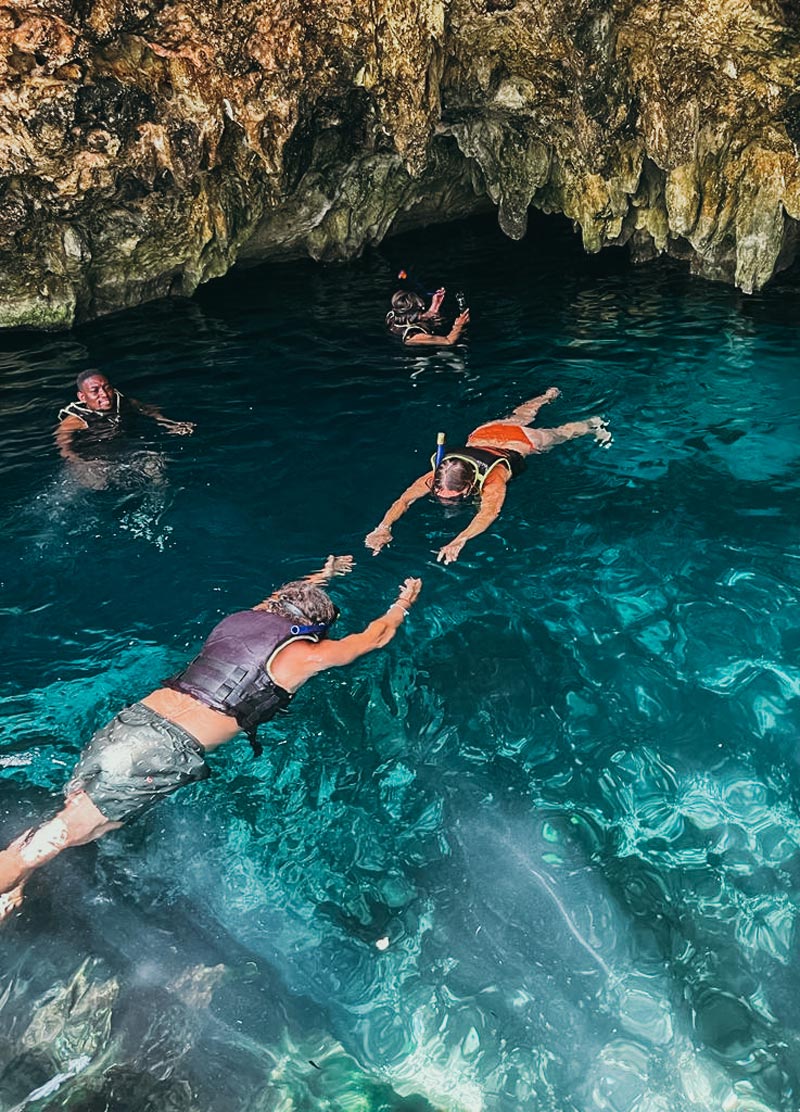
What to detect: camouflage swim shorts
<box><xmin>65</xmin><ymin>701</ymin><xmax>210</xmax><ymax>822</ymax></box>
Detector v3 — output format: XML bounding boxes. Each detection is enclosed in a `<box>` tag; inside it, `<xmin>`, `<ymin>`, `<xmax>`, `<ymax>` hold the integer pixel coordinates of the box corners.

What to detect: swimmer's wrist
<box><xmin>387</xmin><ymin>601</ymin><xmax>409</xmax><ymax>619</ymax></box>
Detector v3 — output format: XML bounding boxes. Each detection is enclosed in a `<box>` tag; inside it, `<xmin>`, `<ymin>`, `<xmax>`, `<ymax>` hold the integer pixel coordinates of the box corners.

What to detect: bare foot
<box><xmin>0</xmin><ymin>885</ymin><xmax>25</xmax><ymax>922</ymax></box>
<box><xmin>588</xmin><ymin>416</ymin><xmax>612</xmax><ymax>447</ymax></box>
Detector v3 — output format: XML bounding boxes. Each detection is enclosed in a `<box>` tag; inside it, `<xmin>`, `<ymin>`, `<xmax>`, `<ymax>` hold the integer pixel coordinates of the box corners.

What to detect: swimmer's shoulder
<box><xmin>56</xmin><ymin>410</ymin><xmax>88</xmax><ymax>431</ymax></box>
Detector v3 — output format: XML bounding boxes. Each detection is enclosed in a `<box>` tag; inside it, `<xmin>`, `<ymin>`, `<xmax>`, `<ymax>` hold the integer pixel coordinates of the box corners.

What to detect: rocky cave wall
<box><xmin>2</xmin><ymin>0</ymin><xmax>800</xmax><ymax>328</ymax></box>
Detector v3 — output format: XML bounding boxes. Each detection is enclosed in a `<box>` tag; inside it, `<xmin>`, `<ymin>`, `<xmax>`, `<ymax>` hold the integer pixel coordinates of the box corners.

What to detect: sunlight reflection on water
<box><xmin>1</xmin><ymin>214</ymin><xmax>799</xmax><ymax>1110</ymax></box>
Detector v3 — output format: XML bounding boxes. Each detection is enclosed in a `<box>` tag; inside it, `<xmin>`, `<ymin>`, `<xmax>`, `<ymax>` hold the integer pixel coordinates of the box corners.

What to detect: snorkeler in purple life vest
<box><xmin>0</xmin><ymin>557</ymin><xmax>421</xmax><ymax>920</ymax></box>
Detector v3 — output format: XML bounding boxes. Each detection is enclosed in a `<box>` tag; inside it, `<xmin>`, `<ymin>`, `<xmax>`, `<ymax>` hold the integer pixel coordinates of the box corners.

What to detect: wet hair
<box><xmin>268</xmin><ymin>581</ymin><xmax>338</xmax><ymax>627</ymax></box>
<box><xmin>432</xmin><ymin>457</ymin><xmax>476</xmax><ymax>497</ymax></box>
<box><xmin>388</xmin><ymin>290</ymin><xmax>425</xmax><ymax>324</ymax></box>
<box><xmin>76</xmin><ymin>369</ymin><xmax>109</xmax><ymax>391</ymax></box>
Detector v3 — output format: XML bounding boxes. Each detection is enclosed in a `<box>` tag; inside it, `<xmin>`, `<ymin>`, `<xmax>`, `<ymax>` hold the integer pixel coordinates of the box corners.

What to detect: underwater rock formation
<box><xmin>2</xmin><ymin>0</ymin><xmax>800</xmax><ymax>327</ymax></box>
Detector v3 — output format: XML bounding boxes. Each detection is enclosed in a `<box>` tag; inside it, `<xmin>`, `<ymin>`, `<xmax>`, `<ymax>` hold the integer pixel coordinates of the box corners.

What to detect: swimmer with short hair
<box><xmin>0</xmin><ymin>556</ymin><xmax>421</xmax><ymax>920</ymax></box>
<box><xmin>56</xmin><ymin>371</ymin><xmax>195</xmax><ymax>462</ymax></box>
<box><xmin>55</xmin><ymin>371</ymin><xmax>196</xmax><ymax>489</ymax></box>
<box><xmin>365</xmin><ymin>388</ymin><xmax>611</xmax><ymax>565</ymax></box>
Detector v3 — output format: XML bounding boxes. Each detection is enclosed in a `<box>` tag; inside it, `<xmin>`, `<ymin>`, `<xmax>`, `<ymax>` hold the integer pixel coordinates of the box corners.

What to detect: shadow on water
<box><xmin>1</xmin><ymin>212</ymin><xmax>800</xmax><ymax>1110</ymax></box>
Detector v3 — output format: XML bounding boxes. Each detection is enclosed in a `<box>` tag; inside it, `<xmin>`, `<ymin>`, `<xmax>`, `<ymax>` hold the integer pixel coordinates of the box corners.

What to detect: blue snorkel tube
<box><xmin>434</xmin><ymin>431</ymin><xmax>446</xmax><ymax>468</ymax></box>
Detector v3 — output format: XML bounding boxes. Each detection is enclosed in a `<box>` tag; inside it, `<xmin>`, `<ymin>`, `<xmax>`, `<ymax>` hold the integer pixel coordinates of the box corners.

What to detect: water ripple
<box><xmin>1</xmin><ymin>215</ymin><xmax>799</xmax><ymax>1110</ymax></box>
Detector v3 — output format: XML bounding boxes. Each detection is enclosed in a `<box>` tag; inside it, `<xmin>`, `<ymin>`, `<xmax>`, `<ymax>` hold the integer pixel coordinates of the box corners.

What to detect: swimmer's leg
<box><xmin>503</xmin><ymin>388</ymin><xmax>561</xmax><ymax>425</ymax></box>
<box><xmin>0</xmin><ymin>791</ymin><xmax>122</xmax><ymax>920</ymax></box>
<box><xmin>526</xmin><ymin>416</ymin><xmax>611</xmax><ymax>450</ymax></box>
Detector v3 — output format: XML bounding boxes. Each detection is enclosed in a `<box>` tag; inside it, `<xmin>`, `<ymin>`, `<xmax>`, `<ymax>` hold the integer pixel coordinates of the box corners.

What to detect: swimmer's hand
<box><xmin>543</xmin><ymin>387</ymin><xmax>561</xmax><ymax>402</ymax></box>
<box><xmin>448</xmin><ymin>309</ymin><xmax>470</xmax><ymax>342</ymax></box>
<box><xmin>164</xmin><ymin>420</ymin><xmax>195</xmax><ymax>436</ymax></box>
<box><xmin>396</xmin><ymin>577</ymin><xmax>422</xmax><ymax>609</ymax></box>
<box><xmin>365</xmin><ymin>526</ymin><xmax>392</xmax><ymax>555</ymax></box>
<box><xmin>421</xmin><ymin>289</ymin><xmax>446</xmax><ymax>319</ymax></box>
<box><xmin>428</xmin><ymin>288</ymin><xmax>446</xmax><ymax>315</ymax></box>
<box><xmin>323</xmin><ymin>554</ymin><xmax>355</xmax><ymax>577</ymax></box>
<box><xmin>437</xmin><ymin>537</ymin><xmax>466</xmax><ymax>564</ymax></box>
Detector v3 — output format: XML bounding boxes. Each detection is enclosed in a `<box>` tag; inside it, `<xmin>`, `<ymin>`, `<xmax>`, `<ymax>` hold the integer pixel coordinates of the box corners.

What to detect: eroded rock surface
<box><xmin>1</xmin><ymin>0</ymin><xmax>800</xmax><ymax>328</ymax></box>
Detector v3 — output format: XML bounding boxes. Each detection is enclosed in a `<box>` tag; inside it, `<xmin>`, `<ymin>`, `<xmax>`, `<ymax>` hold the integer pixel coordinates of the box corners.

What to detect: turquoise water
<box><xmin>1</xmin><ymin>213</ymin><xmax>800</xmax><ymax>1111</ymax></box>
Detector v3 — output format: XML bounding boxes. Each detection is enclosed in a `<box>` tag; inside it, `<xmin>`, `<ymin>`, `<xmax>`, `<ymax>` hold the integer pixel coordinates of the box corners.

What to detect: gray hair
<box><xmin>268</xmin><ymin>581</ymin><xmax>338</xmax><ymax>626</ymax></box>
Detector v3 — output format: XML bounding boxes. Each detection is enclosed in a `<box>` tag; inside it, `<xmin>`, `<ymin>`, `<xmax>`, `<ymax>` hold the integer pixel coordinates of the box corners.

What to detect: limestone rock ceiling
<box><xmin>1</xmin><ymin>0</ymin><xmax>799</xmax><ymax>328</ymax></box>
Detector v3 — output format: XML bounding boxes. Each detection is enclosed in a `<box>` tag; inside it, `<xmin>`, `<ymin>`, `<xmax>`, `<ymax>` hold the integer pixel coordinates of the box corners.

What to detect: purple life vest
<box><xmin>165</xmin><ymin>609</ymin><xmax>322</xmax><ymax>756</ymax></box>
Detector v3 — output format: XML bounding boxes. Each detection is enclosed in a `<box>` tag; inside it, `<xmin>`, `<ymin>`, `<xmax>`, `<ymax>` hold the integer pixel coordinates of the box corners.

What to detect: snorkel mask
<box><xmin>281</xmin><ymin>600</ymin><xmax>340</xmax><ymax>637</ymax></box>
<box><xmin>430</xmin><ymin>485</ymin><xmax>475</xmax><ymax>509</ymax></box>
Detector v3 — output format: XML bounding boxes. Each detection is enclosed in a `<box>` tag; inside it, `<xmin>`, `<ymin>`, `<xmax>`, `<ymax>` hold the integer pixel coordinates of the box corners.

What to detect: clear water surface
<box><xmin>1</xmin><ymin>213</ymin><xmax>800</xmax><ymax>1111</ymax></box>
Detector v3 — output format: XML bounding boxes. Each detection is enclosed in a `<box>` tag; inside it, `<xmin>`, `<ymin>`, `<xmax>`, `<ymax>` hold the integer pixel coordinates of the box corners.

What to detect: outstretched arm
<box><xmin>131</xmin><ymin>398</ymin><xmax>195</xmax><ymax>436</ymax></box>
<box><xmin>436</xmin><ymin>470</ymin><xmax>509</xmax><ymax>565</ymax></box>
<box><xmin>255</xmin><ymin>555</ymin><xmax>354</xmax><ymax>609</ymax></box>
<box><xmin>405</xmin><ymin>309</ymin><xmax>469</xmax><ymax>346</ymax></box>
<box><xmin>365</xmin><ymin>474</ymin><xmax>432</xmax><ymax>555</ymax></box>
<box><xmin>302</xmin><ymin>554</ymin><xmax>355</xmax><ymax>586</ymax></box>
<box><xmin>270</xmin><ymin>578</ymin><xmax>422</xmax><ymax>689</ymax></box>
<box><xmin>407</xmin><ymin>311</ymin><xmax>469</xmax><ymax>344</ymax></box>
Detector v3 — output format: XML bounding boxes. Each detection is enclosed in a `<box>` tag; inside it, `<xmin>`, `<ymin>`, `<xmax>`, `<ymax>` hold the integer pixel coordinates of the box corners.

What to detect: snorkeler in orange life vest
<box><xmin>365</xmin><ymin>389</ymin><xmax>611</xmax><ymax>565</ymax></box>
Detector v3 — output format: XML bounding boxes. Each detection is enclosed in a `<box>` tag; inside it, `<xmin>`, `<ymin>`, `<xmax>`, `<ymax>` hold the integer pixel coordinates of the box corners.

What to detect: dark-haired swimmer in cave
<box><xmin>56</xmin><ymin>371</ymin><xmax>196</xmax><ymax>490</ymax></box>
<box><xmin>56</xmin><ymin>370</ymin><xmax>195</xmax><ymax>456</ymax></box>
<box><xmin>365</xmin><ymin>388</ymin><xmax>611</xmax><ymax>564</ymax></box>
<box><xmin>0</xmin><ymin>556</ymin><xmax>421</xmax><ymax>920</ymax></box>
<box><xmin>386</xmin><ymin>289</ymin><xmax>470</xmax><ymax>346</ymax></box>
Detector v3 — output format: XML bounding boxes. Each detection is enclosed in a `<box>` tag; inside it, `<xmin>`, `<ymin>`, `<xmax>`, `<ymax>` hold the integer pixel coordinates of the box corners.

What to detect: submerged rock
<box><xmin>1</xmin><ymin>0</ymin><xmax>800</xmax><ymax>328</ymax></box>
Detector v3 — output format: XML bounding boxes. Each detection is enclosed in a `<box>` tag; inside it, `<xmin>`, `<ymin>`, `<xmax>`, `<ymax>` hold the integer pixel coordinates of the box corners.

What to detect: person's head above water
<box><xmin>389</xmin><ymin>290</ymin><xmax>425</xmax><ymax>324</ymax></box>
<box><xmin>262</xmin><ymin>580</ymin><xmax>339</xmax><ymax>633</ymax></box>
<box><xmin>76</xmin><ymin>371</ymin><xmax>115</xmax><ymax>411</ymax></box>
<box><xmin>431</xmin><ymin>457</ymin><xmax>477</xmax><ymax>501</ymax></box>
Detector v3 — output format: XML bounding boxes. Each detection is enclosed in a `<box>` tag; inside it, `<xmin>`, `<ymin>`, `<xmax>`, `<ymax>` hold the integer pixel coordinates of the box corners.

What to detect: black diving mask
<box><xmin>430</xmin><ymin>489</ymin><xmax>473</xmax><ymax>505</ymax></box>
<box><xmin>429</xmin><ymin>488</ymin><xmax>475</xmax><ymax>521</ymax></box>
<box><xmin>429</xmin><ymin>476</ymin><xmax>476</xmax><ymax>506</ymax></box>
